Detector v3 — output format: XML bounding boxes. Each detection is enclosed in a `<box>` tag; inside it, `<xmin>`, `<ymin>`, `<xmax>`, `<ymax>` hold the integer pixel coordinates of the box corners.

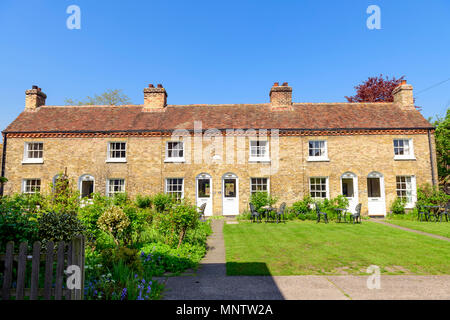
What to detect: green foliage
<box><xmin>291</xmin><ymin>195</ymin><xmax>314</xmax><ymax>216</ymax></box>
<box><xmin>45</xmin><ymin>174</ymin><xmax>80</xmax><ymax>214</ymax></box>
<box><xmin>64</xmin><ymin>89</ymin><xmax>132</xmax><ymax>106</ymax></box>
<box><xmin>250</xmin><ymin>191</ymin><xmax>278</xmax><ymax>214</ymax></box>
<box><xmin>154</xmin><ymin>201</ymin><xmax>200</xmax><ymax>247</ymax></box>
<box><xmin>97</xmin><ymin>206</ymin><xmax>130</xmax><ymax>246</ymax></box>
<box><xmin>135</xmin><ymin>195</ymin><xmax>152</xmax><ymax>209</ymax></box>
<box><xmin>152</xmin><ymin>193</ymin><xmax>175</xmax><ymax>213</ymax></box>
<box><xmin>390</xmin><ymin>197</ymin><xmax>406</xmax><ymax>215</ymax></box>
<box><xmin>38</xmin><ymin>211</ymin><xmax>85</xmax><ymax>244</ymax></box>
<box><xmin>430</xmin><ymin>109</ymin><xmax>449</xmax><ymax>185</ymax></box>
<box><xmin>416</xmin><ymin>184</ymin><xmax>450</xmax><ymax>208</ymax></box>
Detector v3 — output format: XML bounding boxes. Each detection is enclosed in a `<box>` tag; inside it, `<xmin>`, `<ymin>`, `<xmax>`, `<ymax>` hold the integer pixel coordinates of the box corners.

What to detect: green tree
<box><xmin>431</xmin><ymin>108</ymin><xmax>450</xmax><ymax>191</ymax></box>
<box><xmin>64</xmin><ymin>89</ymin><xmax>132</xmax><ymax>106</ymax></box>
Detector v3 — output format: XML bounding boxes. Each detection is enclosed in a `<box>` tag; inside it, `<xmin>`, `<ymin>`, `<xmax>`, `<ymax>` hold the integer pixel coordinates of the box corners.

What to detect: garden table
<box><xmin>261</xmin><ymin>205</ymin><xmax>277</xmax><ymax>223</ymax></box>
<box><xmin>335</xmin><ymin>208</ymin><xmax>348</xmax><ymax>223</ymax></box>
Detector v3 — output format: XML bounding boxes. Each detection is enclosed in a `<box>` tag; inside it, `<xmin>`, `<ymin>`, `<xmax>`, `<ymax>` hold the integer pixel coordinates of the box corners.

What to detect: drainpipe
<box><xmin>427</xmin><ymin>129</ymin><xmax>437</xmax><ymax>186</ymax></box>
<box><xmin>1</xmin><ymin>133</ymin><xmax>7</xmax><ymax>196</ymax></box>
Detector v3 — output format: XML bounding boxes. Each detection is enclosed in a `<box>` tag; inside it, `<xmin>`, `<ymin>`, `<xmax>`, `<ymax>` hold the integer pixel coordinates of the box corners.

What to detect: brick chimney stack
<box><xmin>392</xmin><ymin>80</ymin><xmax>415</xmax><ymax>111</ymax></box>
<box><xmin>270</xmin><ymin>82</ymin><xmax>292</xmax><ymax>109</ymax></box>
<box><xmin>25</xmin><ymin>85</ymin><xmax>46</xmax><ymax>111</ymax></box>
<box><xmin>143</xmin><ymin>83</ymin><xmax>167</xmax><ymax>112</ymax></box>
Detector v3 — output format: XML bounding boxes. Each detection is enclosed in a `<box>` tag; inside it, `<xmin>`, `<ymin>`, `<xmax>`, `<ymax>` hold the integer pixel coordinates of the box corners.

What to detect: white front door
<box><xmin>367</xmin><ymin>172</ymin><xmax>386</xmax><ymax>216</ymax></box>
<box><xmin>341</xmin><ymin>173</ymin><xmax>358</xmax><ymax>213</ymax></box>
<box><xmin>222</xmin><ymin>173</ymin><xmax>239</xmax><ymax>215</ymax></box>
<box><xmin>196</xmin><ymin>174</ymin><xmax>212</xmax><ymax>216</ymax></box>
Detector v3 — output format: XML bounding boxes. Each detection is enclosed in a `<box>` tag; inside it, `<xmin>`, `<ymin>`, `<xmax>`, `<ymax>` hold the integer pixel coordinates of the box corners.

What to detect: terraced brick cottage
<box><xmin>0</xmin><ymin>81</ymin><xmax>437</xmax><ymax>216</ymax></box>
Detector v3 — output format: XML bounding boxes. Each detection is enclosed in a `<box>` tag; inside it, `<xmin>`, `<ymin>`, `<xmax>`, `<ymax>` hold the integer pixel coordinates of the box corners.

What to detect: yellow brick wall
<box><xmin>3</xmin><ymin>133</ymin><xmax>436</xmax><ymax>216</ymax></box>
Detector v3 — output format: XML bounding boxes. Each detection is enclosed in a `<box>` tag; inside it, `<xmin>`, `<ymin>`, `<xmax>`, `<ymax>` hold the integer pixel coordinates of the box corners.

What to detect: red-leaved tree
<box><xmin>345</xmin><ymin>75</ymin><xmax>405</xmax><ymax>103</ymax></box>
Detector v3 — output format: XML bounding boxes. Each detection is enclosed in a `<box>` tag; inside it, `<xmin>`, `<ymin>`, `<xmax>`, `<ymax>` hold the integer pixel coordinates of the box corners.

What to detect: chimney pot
<box><xmin>143</xmin><ymin>83</ymin><xmax>167</xmax><ymax>111</ymax></box>
<box><xmin>25</xmin><ymin>86</ymin><xmax>46</xmax><ymax>111</ymax></box>
<box><xmin>149</xmin><ymin>84</ymin><xmax>154</xmax><ymax>88</ymax></box>
<box><xmin>392</xmin><ymin>80</ymin><xmax>414</xmax><ymax>111</ymax></box>
<box><xmin>270</xmin><ymin>82</ymin><xmax>292</xmax><ymax>109</ymax></box>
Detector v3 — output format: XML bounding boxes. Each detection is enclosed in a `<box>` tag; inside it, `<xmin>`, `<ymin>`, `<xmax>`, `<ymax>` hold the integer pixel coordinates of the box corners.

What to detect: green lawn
<box><xmin>223</xmin><ymin>221</ymin><xmax>450</xmax><ymax>276</ymax></box>
<box><xmin>385</xmin><ymin>219</ymin><xmax>450</xmax><ymax>238</ymax></box>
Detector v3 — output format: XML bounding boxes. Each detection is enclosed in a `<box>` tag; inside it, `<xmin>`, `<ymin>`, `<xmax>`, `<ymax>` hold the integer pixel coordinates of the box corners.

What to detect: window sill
<box><xmin>106</xmin><ymin>159</ymin><xmax>127</xmax><ymax>163</ymax></box>
<box><xmin>22</xmin><ymin>159</ymin><xmax>44</xmax><ymax>164</ymax></box>
<box><xmin>164</xmin><ymin>158</ymin><xmax>186</xmax><ymax>163</ymax></box>
<box><xmin>307</xmin><ymin>157</ymin><xmax>330</xmax><ymax>162</ymax></box>
<box><xmin>249</xmin><ymin>157</ymin><xmax>271</xmax><ymax>163</ymax></box>
<box><xmin>394</xmin><ymin>156</ymin><xmax>416</xmax><ymax>161</ymax></box>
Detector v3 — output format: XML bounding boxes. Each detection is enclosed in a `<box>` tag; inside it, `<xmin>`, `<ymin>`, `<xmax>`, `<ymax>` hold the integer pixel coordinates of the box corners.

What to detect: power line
<box><xmin>416</xmin><ymin>77</ymin><xmax>450</xmax><ymax>96</ymax></box>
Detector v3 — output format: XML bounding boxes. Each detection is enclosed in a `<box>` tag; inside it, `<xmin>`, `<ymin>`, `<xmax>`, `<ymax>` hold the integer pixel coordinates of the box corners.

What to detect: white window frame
<box><xmin>106</xmin><ymin>179</ymin><xmax>126</xmax><ymax>197</ymax></box>
<box><xmin>393</xmin><ymin>139</ymin><xmax>415</xmax><ymax>160</ymax></box>
<box><xmin>307</xmin><ymin>140</ymin><xmax>329</xmax><ymax>162</ymax></box>
<box><xmin>249</xmin><ymin>140</ymin><xmax>270</xmax><ymax>162</ymax></box>
<box><xmin>22</xmin><ymin>142</ymin><xmax>44</xmax><ymax>164</ymax></box>
<box><xmin>250</xmin><ymin>177</ymin><xmax>270</xmax><ymax>195</ymax></box>
<box><xmin>164</xmin><ymin>141</ymin><xmax>185</xmax><ymax>163</ymax></box>
<box><xmin>22</xmin><ymin>179</ymin><xmax>41</xmax><ymax>194</ymax></box>
<box><xmin>309</xmin><ymin>177</ymin><xmax>329</xmax><ymax>199</ymax></box>
<box><xmin>395</xmin><ymin>175</ymin><xmax>417</xmax><ymax>208</ymax></box>
<box><xmin>106</xmin><ymin>142</ymin><xmax>127</xmax><ymax>163</ymax></box>
<box><xmin>165</xmin><ymin>178</ymin><xmax>184</xmax><ymax>200</ymax></box>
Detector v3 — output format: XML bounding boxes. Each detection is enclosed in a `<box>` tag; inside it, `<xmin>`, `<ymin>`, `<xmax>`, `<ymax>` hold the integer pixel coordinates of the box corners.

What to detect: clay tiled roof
<box><xmin>3</xmin><ymin>103</ymin><xmax>433</xmax><ymax>134</ymax></box>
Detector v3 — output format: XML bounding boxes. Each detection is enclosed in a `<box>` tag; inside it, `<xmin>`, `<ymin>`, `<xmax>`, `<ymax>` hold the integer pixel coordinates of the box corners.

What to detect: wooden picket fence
<box><xmin>1</xmin><ymin>236</ymin><xmax>85</xmax><ymax>300</ymax></box>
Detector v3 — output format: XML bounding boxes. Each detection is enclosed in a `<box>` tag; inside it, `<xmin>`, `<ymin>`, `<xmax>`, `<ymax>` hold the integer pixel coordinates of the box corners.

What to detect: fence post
<box><xmin>1</xmin><ymin>241</ymin><xmax>14</xmax><ymax>300</ymax></box>
<box><xmin>16</xmin><ymin>241</ymin><xmax>28</xmax><ymax>300</ymax></box>
<box><xmin>30</xmin><ymin>241</ymin><xmax>41</xmax><ymax>300</ymax></box>
<box><xmin>70</xmin><ymin>235</ymin><xmax>85</xmax><ymax>300</ymax></box>
<box><xmin>44</xmin><ymin>241</ymin><xmax>54</xmax><ymax>300</ymax></box>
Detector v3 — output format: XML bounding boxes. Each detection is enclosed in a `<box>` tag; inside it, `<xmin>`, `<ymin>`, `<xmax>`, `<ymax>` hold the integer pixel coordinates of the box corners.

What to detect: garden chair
<box><xmin>249</xmin><ymin>203</ymin><xmax>261</xmax><ymax>223</ymax></box>
<box><xmin>198</xmin><ymin>203</ymin><xmax>207</xmax><ymax>221</ymax></box>
<box><xmin>417</xmin><ymin>204</ymin><xmax>429</xmax><ymax>222</ymax></box>
<box><xmin>438</xmin><ymin>202</ymin><xmax>450</xmax><ymax>222</ymax></box>
<box><xmin>315</xmin><ymin>205</ymin><xmax>328</xmax><ymax>224</ymax></box>
<box><xmin>276</xmin><ymin>202</ymin><xmax>286</xmax><ymax>224</ymax></box>
<box><xmin>350</xmin><ymin>203</ymin><xmax>362</xmax><ymax>224</ymax></box>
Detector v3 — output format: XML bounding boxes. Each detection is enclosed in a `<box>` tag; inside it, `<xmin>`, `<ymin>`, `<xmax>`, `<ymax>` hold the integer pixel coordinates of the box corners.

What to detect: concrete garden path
<box><xmin>369</xmin><ymin>218</ymin><xmax>450</xmax><ymax>242</ymax></box>
<box><xmin>160</xmin><ymin>219</ymin><xmax>450</xmax><ymax>300</ymax></box>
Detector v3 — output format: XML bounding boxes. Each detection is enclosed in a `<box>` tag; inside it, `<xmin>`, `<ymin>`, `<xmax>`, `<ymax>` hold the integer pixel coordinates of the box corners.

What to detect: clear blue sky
<box><xmin>1</xmin><ymin>0</ymin><xmax>449</xmax><ymax>138</ymax></box>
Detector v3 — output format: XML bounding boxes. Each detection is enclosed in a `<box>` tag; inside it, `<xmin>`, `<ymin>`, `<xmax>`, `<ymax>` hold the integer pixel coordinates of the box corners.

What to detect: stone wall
<box><xmin>3</xmin><ymin>132</ymin><xmax>436</xmax><ymax>216</ymax></box>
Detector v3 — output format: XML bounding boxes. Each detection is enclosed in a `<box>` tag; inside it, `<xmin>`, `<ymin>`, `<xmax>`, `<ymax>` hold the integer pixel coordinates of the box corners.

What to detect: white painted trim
<box><xmin>22</xmin><ymin>142</ymin><xmax>44</xmax><ymax>164</ymax></box>
<box><xmin>165</xmin><ymin>177</ymin><xmax>185</xmax><ymax>199</ymax></box>
<box><xmin>308</xmin><ymin>176</ymin><xmax>330</xmax><ymax>200</ymax></box>
<box><xmin>248</xmin><ymin>140</ymin><xmax>270</xmax><ymax>162</ymax></box>
<box><xmin>78</xmin><ymin>174</ymin><xmax>95</xmax><ymax>199</ymax></box>
<box><xmin>196</xmin><ymin>173</ymin><xmax>213</xmax><ymax>216</ymax></box>
<box><xmin>106</xmin><ymin>141</ymin><xmax>127</xmax><ymax>162</ymax></box>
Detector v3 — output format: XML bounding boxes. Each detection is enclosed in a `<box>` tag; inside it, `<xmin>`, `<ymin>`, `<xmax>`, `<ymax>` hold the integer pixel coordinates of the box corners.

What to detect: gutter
<box><xmin>427</xmin><ymin>129</ymin><xmax>437</xmax><ymax>186</ymax></box>
<box><xmin>1</xmin><ymin>133</ymin><xmax>7</xmax><ymax>196</ymax></box>
<box><xmin>1</xmin><ymin>126</ymin><xmax>435</xmax><ymax>135</ymax></box>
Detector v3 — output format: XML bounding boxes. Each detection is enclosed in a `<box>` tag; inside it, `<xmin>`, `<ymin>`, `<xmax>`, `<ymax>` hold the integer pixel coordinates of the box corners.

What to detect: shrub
<box><xmin>38</xmin><ymin>211</ymin><xmax>86</xmax><ymax>244</ymax></box>
<box><xmin>291</xmin><ymin>195</ymin><xmax>314</xmax><ymax>216</ymax></box>
<box><xmin>97</xmin><ymin>206</ymin><xmax>130</xmax><ymax>246</ymax></box>
<box><xmin>135</xmin><ymin>195</ymin><xmax>152</xmax><ymax>209</ymax></box>
<box><xmin>0</xmin><ymin>210</ymin><xmax>39</xmax><ymax>251</ymax></box>
<box><xmin>390</xmin><ymin>197</ymin><xmax>406</xmax><ymax>215</ymax></box>
<box><xmin>152</xmin><ymin>193</ymin><xmax>175</xmax><ymax>213</ymax></box>
<box><xmin>250</xmin><ymin>191</ymin><xmax>278</xmax><ymax>214</ymax></box>
<box><xmin>417</xmin><ymin>184</ymin><xmax>449</xmax><ymax>208</ymax></box>
<box><xmin>154</xmin><ymin>202</ymin><xmax>200</xmax><ymax>248</ymax></box>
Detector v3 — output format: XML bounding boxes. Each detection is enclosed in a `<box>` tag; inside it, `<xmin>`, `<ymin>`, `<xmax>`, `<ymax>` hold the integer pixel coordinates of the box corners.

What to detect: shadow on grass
<box><xmin>226</xmin><ymin>262</ymin><xmax>272</xmax><ymax>276</ymax></box>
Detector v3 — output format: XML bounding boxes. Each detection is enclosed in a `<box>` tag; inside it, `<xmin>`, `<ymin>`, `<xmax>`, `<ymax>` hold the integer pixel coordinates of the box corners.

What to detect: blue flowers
<box><xmin>120</xmin><ymin>288</ymin><xmax>127</xmax><ymax>300</ymax></box>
